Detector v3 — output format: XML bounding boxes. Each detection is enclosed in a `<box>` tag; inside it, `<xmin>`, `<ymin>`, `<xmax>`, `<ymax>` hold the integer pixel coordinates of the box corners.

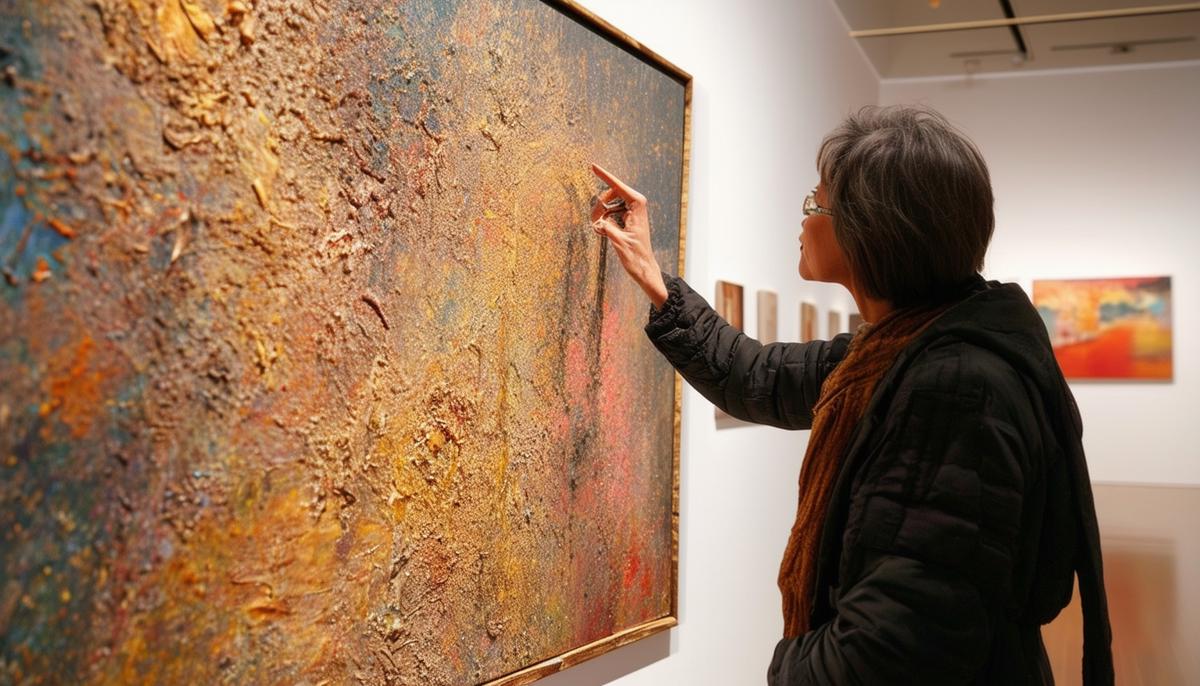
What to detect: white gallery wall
<box><xmin>537</xmin><ymin>0</ymin><xmax>879</xmax><ymax>684</ymax></box>
<box><xmin>881</xmin><ymin>62</ymin><xmax>1200</xmax><ymax>486</ymax></box>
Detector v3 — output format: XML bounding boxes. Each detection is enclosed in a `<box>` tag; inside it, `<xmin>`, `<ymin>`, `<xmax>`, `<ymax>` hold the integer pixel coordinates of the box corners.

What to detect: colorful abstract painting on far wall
<box><xmin>0</xmin><ymin>1</ymin><xmax>688</xmax><ymax>684</ymax></box>
<box><xmin>1033</xmin><ymin>277</ymin><xmax>1173</xmax><ymax>380</ymax></box>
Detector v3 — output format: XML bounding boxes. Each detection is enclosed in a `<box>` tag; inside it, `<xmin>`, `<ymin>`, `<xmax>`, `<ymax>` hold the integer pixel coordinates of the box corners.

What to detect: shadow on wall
<box><xmin>532</xmin><ymin>630</ymin><xmax>672</xmax><ymax>686</ymax></box>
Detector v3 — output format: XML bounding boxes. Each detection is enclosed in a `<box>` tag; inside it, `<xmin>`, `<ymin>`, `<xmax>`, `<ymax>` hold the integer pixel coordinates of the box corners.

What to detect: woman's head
<box><xmin>808</xmin><ymin>105</ymin><xmax>994</xmax><ymax>308</ymax></box>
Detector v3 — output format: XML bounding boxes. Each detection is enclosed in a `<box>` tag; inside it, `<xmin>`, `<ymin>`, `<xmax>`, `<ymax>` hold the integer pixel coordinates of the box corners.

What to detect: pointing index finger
<box><xmin>591</xmin><ymin>163</ymin><xmax>642</xmax><ymax>204</ymax></box>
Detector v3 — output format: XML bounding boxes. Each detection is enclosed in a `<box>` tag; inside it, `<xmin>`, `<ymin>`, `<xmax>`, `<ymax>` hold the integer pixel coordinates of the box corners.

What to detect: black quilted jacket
<box><xmin>645</xmin><ymin>274</ymin><xmax>1113</xmax><ymax>685</ymax></box>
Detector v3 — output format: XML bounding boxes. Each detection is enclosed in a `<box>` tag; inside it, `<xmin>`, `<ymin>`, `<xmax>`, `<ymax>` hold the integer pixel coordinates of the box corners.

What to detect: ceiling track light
<box><xmin>849</xmin><ymin>3</ymin><xmax>1200</xmax><ymax>39</ymax></box>
<box><xmin>1050</xmin><ymin>36</ymin><xmax>1197</xmax><ymax>52</ymax></box>
<box><xmin>948</xmin><ymin>49</ymin><xmax>1024</xmax><ymax>58</ymax></box>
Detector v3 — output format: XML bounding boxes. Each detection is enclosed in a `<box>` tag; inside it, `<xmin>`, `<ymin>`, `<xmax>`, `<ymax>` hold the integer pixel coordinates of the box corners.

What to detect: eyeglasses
<box><xmin>802</xmin><ymin>188</ymin><xmax>833</xmax><ymax>218</ymax></box>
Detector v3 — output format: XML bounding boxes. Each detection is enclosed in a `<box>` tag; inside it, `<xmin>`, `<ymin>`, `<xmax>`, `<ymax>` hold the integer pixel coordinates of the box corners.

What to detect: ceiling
<box><xmin>833</xmin><ymin>0</ymin><xmax>1200</xmax><ymax>78</ymax></box>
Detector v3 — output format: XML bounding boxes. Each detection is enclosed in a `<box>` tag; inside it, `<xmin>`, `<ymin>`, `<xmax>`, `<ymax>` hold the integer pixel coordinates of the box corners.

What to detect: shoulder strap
<box><xmin>1061</xmin><ymin>391</ymin><xmax>1114</xmax><ymax>685</ymax></box>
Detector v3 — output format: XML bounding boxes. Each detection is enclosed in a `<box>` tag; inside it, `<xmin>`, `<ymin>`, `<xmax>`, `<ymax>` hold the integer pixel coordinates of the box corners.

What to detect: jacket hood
<box><xmin>925</xmin><ymin>275</ymin><xmax>1079</xmax><ymax>425</ymax></box>
<box><xmin>910</xmin><ymin>275</ymin><xmax>1113</xmax><ymax>682</ymax></box>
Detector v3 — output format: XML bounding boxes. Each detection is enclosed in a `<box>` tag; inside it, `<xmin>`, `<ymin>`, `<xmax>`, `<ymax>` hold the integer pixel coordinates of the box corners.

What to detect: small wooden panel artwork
<box><xmin>715</xmin><ymin>280</ymin><xmax>745</xmax><ymax>329</ymax></box>
<box><xmin>848</xmin><ymin>312</ymin><xmax>864</xmax><ymax>333</ymax></box>
<box><xmin>757</xmin><ymin>290</ymin><xmax>778</xmax><ymax>345</ymax></box>
<box><xmin>828</xmin><ymin>310</ymin><xmax>843</xmax><ymax>338</ymax></box>
<box><xmin>713</xmin><ymin>281</ymin><xmax>748</xmax><ymax>429</ymax></box>
<box><xmin>800</xmin><ymin>302</ymin><xmax>817</xmax><ymax>343</ymax></box>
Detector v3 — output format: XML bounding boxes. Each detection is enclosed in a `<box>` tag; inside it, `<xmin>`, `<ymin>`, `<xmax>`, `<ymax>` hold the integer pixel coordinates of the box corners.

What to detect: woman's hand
<box><xmin>589</xmin><ymin>164</ymin><xmax>668</xmax><ymax>308</ymax></box>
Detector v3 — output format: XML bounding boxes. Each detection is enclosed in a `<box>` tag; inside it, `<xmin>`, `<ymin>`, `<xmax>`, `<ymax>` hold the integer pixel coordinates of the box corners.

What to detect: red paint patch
<box><xmin>622</xmin><ymin>548</ymin><xmax>641</xmax><ymax>592</ymax></box>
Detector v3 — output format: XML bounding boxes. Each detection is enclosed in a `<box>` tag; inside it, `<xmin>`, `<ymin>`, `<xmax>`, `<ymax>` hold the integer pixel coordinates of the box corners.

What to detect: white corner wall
<box><xmin>881</xmin><ymin>62</ymin><xmax>1200</xmax><ymax>486</ymax></box>
<box><xmin>537</xmin><ymin>0</ymin><xmax>879</xmax><ymax>684</ymax></box>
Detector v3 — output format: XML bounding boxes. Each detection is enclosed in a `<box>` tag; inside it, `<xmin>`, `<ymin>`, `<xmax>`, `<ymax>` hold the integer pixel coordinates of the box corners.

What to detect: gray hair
<box><xmin>817</xmin><ymin>105</ymin><xmax>994</xmax><ymax>307</ymax></box>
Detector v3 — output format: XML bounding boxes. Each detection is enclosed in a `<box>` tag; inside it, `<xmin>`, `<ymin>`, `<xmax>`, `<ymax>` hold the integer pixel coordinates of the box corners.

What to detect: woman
<box><xmin>589</xmin><ymin>106</ymin><xmax>1113</xmax><ymax>685</ymax></box>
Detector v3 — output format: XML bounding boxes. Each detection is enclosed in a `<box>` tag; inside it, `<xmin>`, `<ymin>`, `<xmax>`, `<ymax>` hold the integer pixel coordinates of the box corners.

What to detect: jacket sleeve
<box><xmin>644</xmin><ymin>274</ymin><xmax>851</xmax><ymax>430</ymax></box>
<box><xmin>768</xmin><ymin>347</ymin><xmax>1035</xmax><ymax>684</ymax></box>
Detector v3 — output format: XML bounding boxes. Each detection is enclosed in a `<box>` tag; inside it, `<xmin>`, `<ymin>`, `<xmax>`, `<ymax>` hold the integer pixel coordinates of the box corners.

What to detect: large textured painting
<box><xmin>0</xmin><ymin>1</ymin><xmax>689</xmax><ymax>684</ymax></box>
<box><xmin>1033</xmin><ymin>277</ymin><xmax>1172</xmax><ymax>380</ymax></box>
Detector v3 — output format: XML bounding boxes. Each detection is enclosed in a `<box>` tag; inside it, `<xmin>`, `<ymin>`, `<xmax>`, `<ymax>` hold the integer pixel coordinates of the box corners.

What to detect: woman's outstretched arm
<box><xmin>590</xmin><ymin>164</ymin><xmax>849</xmax><ymax>429</ymax></box>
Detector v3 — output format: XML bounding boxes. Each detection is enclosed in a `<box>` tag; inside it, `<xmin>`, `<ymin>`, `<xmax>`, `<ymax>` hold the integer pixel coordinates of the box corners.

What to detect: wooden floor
<box><xmin>1043</xmin><ymin>483</ymin><xmax>1200</xmax><ymax>684</ymax></box>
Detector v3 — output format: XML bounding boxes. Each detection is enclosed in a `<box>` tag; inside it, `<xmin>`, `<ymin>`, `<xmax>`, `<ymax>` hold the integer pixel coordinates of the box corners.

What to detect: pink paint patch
<box><xmin>598</xmin><ymin>298</ymin><xmax>638</xmax><ymax>508</ymax></box>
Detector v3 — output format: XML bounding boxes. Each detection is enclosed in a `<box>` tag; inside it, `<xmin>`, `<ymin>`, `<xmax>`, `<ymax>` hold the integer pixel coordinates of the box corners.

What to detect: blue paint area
<box><xmin>423</xmin><ymin>107</ymin><xmax>443</xmax><ymax>137</ymax></box>
<box><xmin>1100</xmin><ymin>295</ymin><xmax>1169</xmax><ymax>324</ymax></box>
<box><xmin>1147</xmin><ymin>299</ymin><xmax>1168</xmax><ymax>319</ymax></box>
<box><xmin>0</xmin><ymin>413</ymin><xmax>97</xmax><ymax>664</ymax></box>
<box><xmin>368</xmin><ymin>72</ymin><xmax>403</xmax><ymax>128</ymax></box>
<box><xmin>0</xmin><ymin>194</ymin><xmax>30</xmax><ymax>252</ymax></box>
<box><xmin>397</xmin><ymin>0</ymin><xmax>450</xmax><ymax>86</ymax></box>
<box><xmin>0</xmin><ymin>9</ymin><xmax>45</xmax><ymax>83</ymax></box>
<box><xmin>425</xmin><ymin>0</ymin><xmax>459</xmax><ymax>24</ymax></box>
<box><xmin>355</xmin><ymin>1</ymin><xmax>444</xmax><ymax>129</ymax></box>
<box><xmin>1</xmin><ymin>25</ymin><xmax>43</xmax><ymax>157</ymax></box>
<box><xmin>363</xmin><ymin>19</ymin><xmax>410</xmax><ymax>129</ymax></box>
<box><xmin>22</xmin><ymin>220</ymin><xmax>68</xmax><ymax>270</ymax></box>
<box><xmin>370</xmin><ymin>137</ymin><xmax>391</xmax><ymax>177</ymax></box>
<box><xmin>1099</xmin><ymin>301</ymin><xmax>1139</xmax><ymax>323</ymax></box>
<box><xmin>1</xmin><ymin>22</ymin><xmax>70</xmax><ymax>294</ymax></box>
<box><xmin>0</xmin><ymin>195</ymin><xmax>70</xmax><ymax>280</ymax></box>
<box><xmin>393</xmin><ymin>67</ymin><xmax>429</xmax><ymax>125</ymax></box>
<box><xmin>1037</xmin><ymin>306</ymin><xmax>1057</xmax><ymax>339</ymax></box>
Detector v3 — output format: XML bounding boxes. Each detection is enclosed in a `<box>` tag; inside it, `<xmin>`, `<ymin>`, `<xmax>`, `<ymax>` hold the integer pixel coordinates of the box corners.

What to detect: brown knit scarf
<box><xmin>778</xmin><ymin>302</ymin><xmax>952</xmax><ymax>637</ymax></box>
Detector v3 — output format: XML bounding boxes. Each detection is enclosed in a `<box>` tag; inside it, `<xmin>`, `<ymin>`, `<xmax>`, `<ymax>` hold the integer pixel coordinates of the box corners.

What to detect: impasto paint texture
<box><xmin>0</xmin><ymin>1</ymin><xmax>685</xmax><ymax>684</ymax></box>
<box><xmin>1034</xmin><ymin>277</ymin><xmax>1173</xmax><ymax>380</ymax></box>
